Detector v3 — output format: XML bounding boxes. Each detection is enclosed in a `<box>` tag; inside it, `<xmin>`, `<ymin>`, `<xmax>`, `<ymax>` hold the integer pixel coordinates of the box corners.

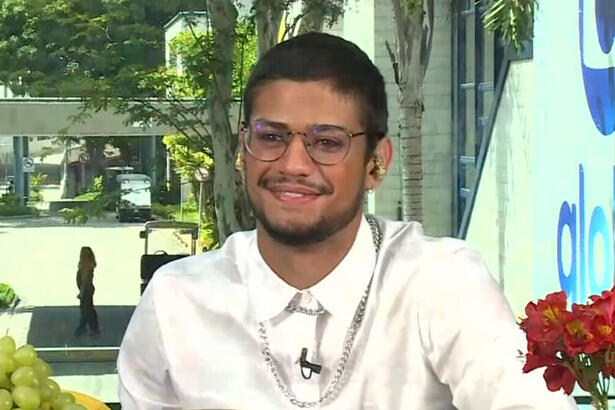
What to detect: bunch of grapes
<box><xmin>0</xmin><ymin>335</ymin><xmax>86</xmax><ymax>410</ymax></box>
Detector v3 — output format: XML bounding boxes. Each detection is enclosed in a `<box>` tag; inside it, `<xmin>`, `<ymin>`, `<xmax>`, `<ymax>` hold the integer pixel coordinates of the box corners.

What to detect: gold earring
<box><xmin>374</xmin><ymin>155</ymin><xmax>386</xmax><ymax>178</ymax></box>
<box><xmin>235</xmin><ymin>152</ymin><xmax>246</xmax><ymax>184</ymax></box>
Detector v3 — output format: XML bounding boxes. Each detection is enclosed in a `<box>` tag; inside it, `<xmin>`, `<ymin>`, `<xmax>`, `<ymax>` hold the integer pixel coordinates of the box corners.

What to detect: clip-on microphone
<box><xmin>299</xmin><ymin>347</ymin><xmax>322</xmax><ymax>380</ymax></box>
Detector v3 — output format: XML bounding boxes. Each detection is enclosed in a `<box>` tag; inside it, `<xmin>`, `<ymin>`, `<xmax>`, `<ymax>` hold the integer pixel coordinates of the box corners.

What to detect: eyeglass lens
<box><xmin>246</xmin><ymin>122</ymin><xmax>351</xmax><ymax>165</ymax></box>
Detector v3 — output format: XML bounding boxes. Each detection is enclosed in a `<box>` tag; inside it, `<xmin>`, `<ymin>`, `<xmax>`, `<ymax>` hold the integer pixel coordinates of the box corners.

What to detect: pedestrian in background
<box><xmin>75</xmin><ymin>246</ymin><xmax>100</xmax><ymax>336</ymax></box>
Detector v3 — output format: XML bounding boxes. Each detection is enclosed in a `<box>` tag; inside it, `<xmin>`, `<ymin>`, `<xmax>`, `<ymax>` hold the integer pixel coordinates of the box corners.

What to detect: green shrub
<box><xmin>29</xmin><ymin>191</ymin><xmax>44</xmax><ymax>203</ymax></box>
<box><xmin>57</xmin><ymin>192</ymin><xmax>109</xmax><ymax>225</ymax></box>
<box><xmin>182</xmin><ymin>193</ymin><xmax>198</xmax><ymax>212</ymax></box>
<box><xmin>59</xmin><ymin>207</ymin><xmax>89</xmax><ymax>224</ymax></box>
<box><xmin>90</xmin><ymin>175</ymin><xmax>104</xmax><ymax>193</ymax></box>
<box><xmin>199</xmin><ymin>219</ymin><xmax>218</xmax><ymax>251</ymax></box>
<box><xmin>29</xmin><ymin>173</ymin><xmax>47</xmax><ymax>203</ymax></box>
<box><xmin>152</xmin><ymin>203</ymin><xmax>177</xmax><ymax>220</ymax></box>
<box><xmin>0</xmin><ymin>193</ymin><xmax>20</xmax><ymax>206</ymax></box>
<box><xmin>73</xmin><ymin>191</ymin><xmax>101</xmax><ymax>201</ymax></box>
<box><xmin>86</xmin><ymin>198</ymin><xmax>106</xmax><ymax>220</ymax></box>
<box><xmin>0</xmin><ymin>204</ymin><xmax>39</xmax><ymax>217</ymax></box>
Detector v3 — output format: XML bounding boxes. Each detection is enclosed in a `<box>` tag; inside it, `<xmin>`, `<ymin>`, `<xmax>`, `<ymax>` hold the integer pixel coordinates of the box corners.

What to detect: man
<box><xmin>118</xmin><ymin>33</ymin><xmax>576</xmax><ymax>409</ymax></box>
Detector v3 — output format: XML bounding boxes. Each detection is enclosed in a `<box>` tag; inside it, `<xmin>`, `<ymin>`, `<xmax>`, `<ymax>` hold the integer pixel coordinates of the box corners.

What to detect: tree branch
<box><xmin>385</xmin><ymin>40</ymin><xmax>400</xmax><ymax>89</ymax></box>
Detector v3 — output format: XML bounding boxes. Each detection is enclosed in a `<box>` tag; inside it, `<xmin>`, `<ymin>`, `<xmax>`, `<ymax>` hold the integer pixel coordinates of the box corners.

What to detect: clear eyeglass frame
<box><xmin>242</xmin><ymin>121</ymin><xmax>366</xmax><ymax>165</ymax></box>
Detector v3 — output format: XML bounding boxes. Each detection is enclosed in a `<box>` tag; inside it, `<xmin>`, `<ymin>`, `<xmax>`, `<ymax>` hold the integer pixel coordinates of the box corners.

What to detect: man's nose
<box><xmin>277</xmin><ymin>133</ymin><xmax>316</xmax><ymax>175</ymax></box>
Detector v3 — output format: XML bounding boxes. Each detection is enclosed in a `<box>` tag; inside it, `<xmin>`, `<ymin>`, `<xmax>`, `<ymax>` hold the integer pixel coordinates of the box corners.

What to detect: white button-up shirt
<box><xmin>118</xmin><ymin>216</ymin><xmax>577</xmax><ymax>409</ymax></box>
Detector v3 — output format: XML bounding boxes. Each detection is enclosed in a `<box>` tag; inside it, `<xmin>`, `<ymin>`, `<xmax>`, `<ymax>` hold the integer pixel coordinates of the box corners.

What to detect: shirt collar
<box><xmin>246</xmin><ymin>215</ymin><xmax>377</xmax><ymax>325</ymax></box>
<box><xmin>247</xmin><ymin>235</ymin><xmax>298</xmax><ymax>322</ymax></box>
<box><xmin>309</xmin><ymin>214</ymin><xmax>376</xmax><ymax>324</ymax></box>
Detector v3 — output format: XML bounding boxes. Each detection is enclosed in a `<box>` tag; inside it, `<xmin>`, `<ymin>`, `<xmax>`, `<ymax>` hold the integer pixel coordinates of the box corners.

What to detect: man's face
<box><xmin>243</xmin><ymin>79</ymin><xmax>370</xmax><ymax>246</ymax></box>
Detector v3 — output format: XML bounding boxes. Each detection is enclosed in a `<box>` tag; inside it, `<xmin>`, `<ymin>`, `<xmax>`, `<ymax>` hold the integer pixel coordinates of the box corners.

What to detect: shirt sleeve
<box><xmin>117</xmin><ymin>279</ymin><xmax>181</xmax><ymax>410</ymax></box>
<box><xmin>419</xmin><ymin>245</ymin><xmax>578</xmax><ymax>410</ymax></box>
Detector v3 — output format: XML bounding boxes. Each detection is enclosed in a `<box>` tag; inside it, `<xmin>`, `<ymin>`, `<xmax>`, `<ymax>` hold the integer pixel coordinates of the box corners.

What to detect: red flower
<box><xmin>523</xmin><ymin>340</ymin><xmax>561</xmax><ymax>373</ymax></box>
<box><xmin>564</xmin><ymin>301</ymin><xmax>615</xmax><ymax>354</ymax></box>
<box><xmin>603</xmin><ymin>348</ymin><xmax>615</xmax><ymax>378</ymax></box>
<box><xmin>519</xmin><ymin>285</ymin><xmax>615</xmax><ymax>400</ymax></box>
<box><xmin>543</xmin><ymin>364</ymin><xmax>577</xmax><ymax>394</ymax></box>
<box><xmin>563</xmin><ymin>307</ymin><xmax>595</xmax><ymax>355</ymax></box>
<box><xmin>589</xmin><ymin>289</ymin><xmax>615</xmax><ymax>324</ymax></box>
<box><xmin>520</xmin><ymin>291</ymin><xmax>568</xmax><ymax>344</ymax></box>
<box><xmin>588</xmin><ymin>315</ymin><xmax>615</xmax><ymax>351</ymax></box>
<box><xmin>585</xmin><ymin>290</ymin><xmax>615</xmax><ymax>349</ymax></box>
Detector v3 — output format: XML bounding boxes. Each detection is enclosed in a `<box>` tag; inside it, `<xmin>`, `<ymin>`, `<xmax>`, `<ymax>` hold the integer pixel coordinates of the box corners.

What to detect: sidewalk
<box><xmin>0</xmin><ymin>211</ymin><xmax>190</xmax><ymax>404</ymax></box>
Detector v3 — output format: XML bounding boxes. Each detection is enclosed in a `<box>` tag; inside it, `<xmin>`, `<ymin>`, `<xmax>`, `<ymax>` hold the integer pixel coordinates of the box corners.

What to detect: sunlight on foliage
<box><xmin>162</xmin><ymin>134</ymin><xmax>213</xmax><ymax>181</ymax></box>
<box><xmin>481</xmin><ymin>0</ymin><xmax>537</xmax><ymax>52</ymax></box>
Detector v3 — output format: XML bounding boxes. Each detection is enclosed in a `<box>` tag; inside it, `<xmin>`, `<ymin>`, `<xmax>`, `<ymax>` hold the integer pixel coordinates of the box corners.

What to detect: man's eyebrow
<box><xmin>253</xmin><ymin>118</ymin><xmax>288</xmax><ymax>128</ymax></box>
<box><xmin>254</xmin><ymin>119</ymin><xmax>346</xmax><ymax>130</ymax></box>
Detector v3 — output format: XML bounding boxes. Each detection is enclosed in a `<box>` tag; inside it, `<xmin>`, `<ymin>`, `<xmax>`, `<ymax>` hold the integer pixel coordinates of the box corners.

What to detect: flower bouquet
<box><xmin>520</xmin><ymin>288</ymin><xmax>615</xmax><ymax>409</ymax></box>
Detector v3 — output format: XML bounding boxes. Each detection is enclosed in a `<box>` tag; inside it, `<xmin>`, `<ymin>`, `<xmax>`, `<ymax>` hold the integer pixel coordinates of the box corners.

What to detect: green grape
<box><xmin>0</xmin><ymin>353</ymin><xmax>15</xmax><ymax>374</ymax></box>
<box><xmin>0</xmin><ymin>373</ymin><xmax>9</xmax><ymax>389</ymax></box>
<box><xmin>30</xmin><ymin>376</ymin><xmax>40</xmax><ymax>389</ymax></box>
<box><xmin>0</xmin><ymin>388</ymin><xmax>12</xmax><ymax>410</ymax></box>
<box><xmin>39</xmin><ymin>378</ymin><xmax>59</xmax><ymax>402</ymax></box>
<box><xmin>45</xmin><ymin>378</ymin><xmax>60</xmax><ymax>393</ymax></box>
<box><xmin>12</xmin><ymin>345</ymin><xmax>37</xmax><ymax>367</ymax></box>
<box><xmin>11</xmin><ymin>385</ymin><xmax>40</xmax><ymax>409</ymax></box>
<box><xmin>0</xmin><ymin>337</ymin><xmax>15</xmax><ymax>356</ymax></box>
<box><xmin>10</xmin><ymin>366</ymin><xmax>36</xmax><ymax>387</ymax></box>
<box><xmin>62</xmin><ymin>404</ymin><xmax>86</xmax><ymax>410</ymax></box>
<box><xmin>50</xmin><ymin>392</ymin><xmax>74</xmax><ymax>410</ymax></box>
<box><xmin>32</xmin><ymin>358</ymin><xmax>52</xmax><ymax>379</ymax></box>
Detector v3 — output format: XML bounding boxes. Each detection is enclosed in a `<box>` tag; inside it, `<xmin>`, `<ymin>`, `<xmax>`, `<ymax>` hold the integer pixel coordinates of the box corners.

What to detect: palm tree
<box><xmin>389</xmin><ymin>0</ymin><xmax>536</xmax><ymax>223</ymax></box>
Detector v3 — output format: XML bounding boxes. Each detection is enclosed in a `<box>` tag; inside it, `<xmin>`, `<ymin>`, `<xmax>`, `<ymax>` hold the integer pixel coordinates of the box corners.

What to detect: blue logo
<box><xmin>580</xmin><ymin>0</ymin><xmax>615</xmax><ymax>136</ymax></box>
<box><xmin>557</xmin><ymin>164</ymin><xmax>614</xmax><ymax>303</ymax></box>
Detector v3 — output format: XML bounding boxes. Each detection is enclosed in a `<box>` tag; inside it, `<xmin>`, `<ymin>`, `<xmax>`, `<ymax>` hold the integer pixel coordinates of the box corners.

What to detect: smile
<box><xmin>268</xmin><ymin>185</ymin><xmax>322</xmax><ymax>204</ymax></box>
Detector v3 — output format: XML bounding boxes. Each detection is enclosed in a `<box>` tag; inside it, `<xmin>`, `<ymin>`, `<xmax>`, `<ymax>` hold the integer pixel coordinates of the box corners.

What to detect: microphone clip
<box><xmin>299</xmin><ymin>347</ymin><xmax>322</xmax><ymax>380</ymax></box>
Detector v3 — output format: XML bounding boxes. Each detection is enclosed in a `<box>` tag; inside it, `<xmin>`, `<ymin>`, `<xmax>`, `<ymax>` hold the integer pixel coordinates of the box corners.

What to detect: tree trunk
<box><xmin>254</xmin><ymin>0</ymin><xmax>285</xmax><ymax>57</ymax></box>
<box><xmin>207</xmin><ymin>0</ymin><xmax>242</xmax><ymax>242</ymax></box>
<box><xmin>85</xmin><ymin>138</ymin><xmax>105</xmax><ymax>179</ymax></box>
<box><xmin>297</xmin><ymin>2</ymin><xmax>326</xmax><ymax>34</ymax></box>
<box><xmin>399</xmin><ymin>87</ymin><xmax>424</xmax><ymax>222</ymax></box>
<box><xmin>390</xmin><ymin>0</ymin><xmax>434</xmax><ymax>223</ymax></box>
<box><xmin>59</xmin><ymin>140</ymin><xmax>70</xmax><ymax>199</ymax></box>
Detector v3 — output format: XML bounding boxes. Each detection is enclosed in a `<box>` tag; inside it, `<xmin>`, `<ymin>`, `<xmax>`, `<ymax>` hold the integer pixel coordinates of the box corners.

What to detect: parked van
<box><xmin>116</xmin><ymin>174</ymin><xmax>151</xmax><ymax>222</ymax></box>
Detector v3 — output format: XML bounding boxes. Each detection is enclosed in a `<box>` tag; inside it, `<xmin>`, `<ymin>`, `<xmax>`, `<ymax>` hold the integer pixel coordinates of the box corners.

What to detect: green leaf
<box><xmin>481</xmin><ymin>0</ymin><xmax>537</xmax><ymax>52</ymax></box>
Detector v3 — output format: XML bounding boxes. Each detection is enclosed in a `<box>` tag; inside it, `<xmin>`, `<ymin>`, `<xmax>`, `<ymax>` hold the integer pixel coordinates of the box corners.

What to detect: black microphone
<box><xmin>299</xmin><ymin>347</ymin><xmax>322</xmax><ymax>380</ymax></box>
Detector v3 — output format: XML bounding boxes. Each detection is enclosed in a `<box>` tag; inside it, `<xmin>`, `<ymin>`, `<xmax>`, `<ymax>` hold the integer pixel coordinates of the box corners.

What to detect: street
<box><xmin>0</xmin><ymin>212</ymin><xmax>191</xmax><ymax>403</ymax></box>
<box><xmin>0</xmin><ymin>212</ymin><xmax>187</xmax><ymax>307</ymax></box>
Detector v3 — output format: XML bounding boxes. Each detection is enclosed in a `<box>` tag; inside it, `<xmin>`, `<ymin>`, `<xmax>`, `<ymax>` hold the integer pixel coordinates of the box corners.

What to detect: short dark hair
<box><xmin>243</xmin><ymin>32</ymin><xmax>388</xmax><ymax>155</ymax></box>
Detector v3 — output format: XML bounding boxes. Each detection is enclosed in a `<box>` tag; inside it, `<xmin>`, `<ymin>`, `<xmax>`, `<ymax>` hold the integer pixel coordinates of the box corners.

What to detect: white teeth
<box><xmin>281</xmin><ymin>192</ymin><xmax>306</xmax><ymax>198</ymax></box>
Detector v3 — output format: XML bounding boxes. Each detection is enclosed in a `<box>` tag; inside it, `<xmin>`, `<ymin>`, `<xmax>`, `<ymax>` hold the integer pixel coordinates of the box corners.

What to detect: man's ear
<box><xmin>365</xmin><ymin>137</ymin><xmax>393</xmax><ymax>191</ymax></box>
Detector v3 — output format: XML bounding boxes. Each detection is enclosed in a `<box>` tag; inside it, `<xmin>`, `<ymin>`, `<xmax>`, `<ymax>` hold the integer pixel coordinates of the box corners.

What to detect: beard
<box><xmin>247</xmin><ymin>175</ymin><xmax>365</xmax><ymax>247</ymax></box>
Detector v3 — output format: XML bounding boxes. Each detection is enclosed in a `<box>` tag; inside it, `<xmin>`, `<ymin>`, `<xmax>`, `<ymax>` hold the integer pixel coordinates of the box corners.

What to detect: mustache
<box><xmin>258</xmin><ymin>176</ymin><xmax>333</xmax><ymax>195</ymax></box>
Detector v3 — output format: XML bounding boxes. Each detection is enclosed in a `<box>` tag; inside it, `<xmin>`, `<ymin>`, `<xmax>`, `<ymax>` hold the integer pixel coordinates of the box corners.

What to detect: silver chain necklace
<box><xmin>285</xmin><ymin>304</ymin><xmax>325</xmax><ymax>316</ymax></box>
<box><xmin>257</xmin><ymin>215</ymin><xmax>383</xmax><ymax>408</ymax></box>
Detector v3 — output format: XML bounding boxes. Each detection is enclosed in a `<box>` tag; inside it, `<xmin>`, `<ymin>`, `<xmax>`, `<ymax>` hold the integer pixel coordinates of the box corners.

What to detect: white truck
<box><xmin>116</xmin><ymin>174</ymin><xmax>152</xmax><ymax>222</ymax></box>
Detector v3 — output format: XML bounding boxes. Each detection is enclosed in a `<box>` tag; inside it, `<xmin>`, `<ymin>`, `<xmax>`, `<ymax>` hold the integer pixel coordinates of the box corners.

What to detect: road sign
<box><xmin>22</xmin><ymin>157</ymin><xmax>35</xmax><ymax>173</ymax></box>
<box><xmin>194</xmin><ymin>167</ymin><xmax>209</xmax><ymax>181</ymax></box>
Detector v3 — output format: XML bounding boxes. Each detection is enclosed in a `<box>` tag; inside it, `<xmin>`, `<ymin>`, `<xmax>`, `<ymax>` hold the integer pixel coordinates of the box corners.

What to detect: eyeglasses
<box><xmin>243</xmin><ymin>120</ymin><xmax>366</xmax><ymax>165</ymax></box>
